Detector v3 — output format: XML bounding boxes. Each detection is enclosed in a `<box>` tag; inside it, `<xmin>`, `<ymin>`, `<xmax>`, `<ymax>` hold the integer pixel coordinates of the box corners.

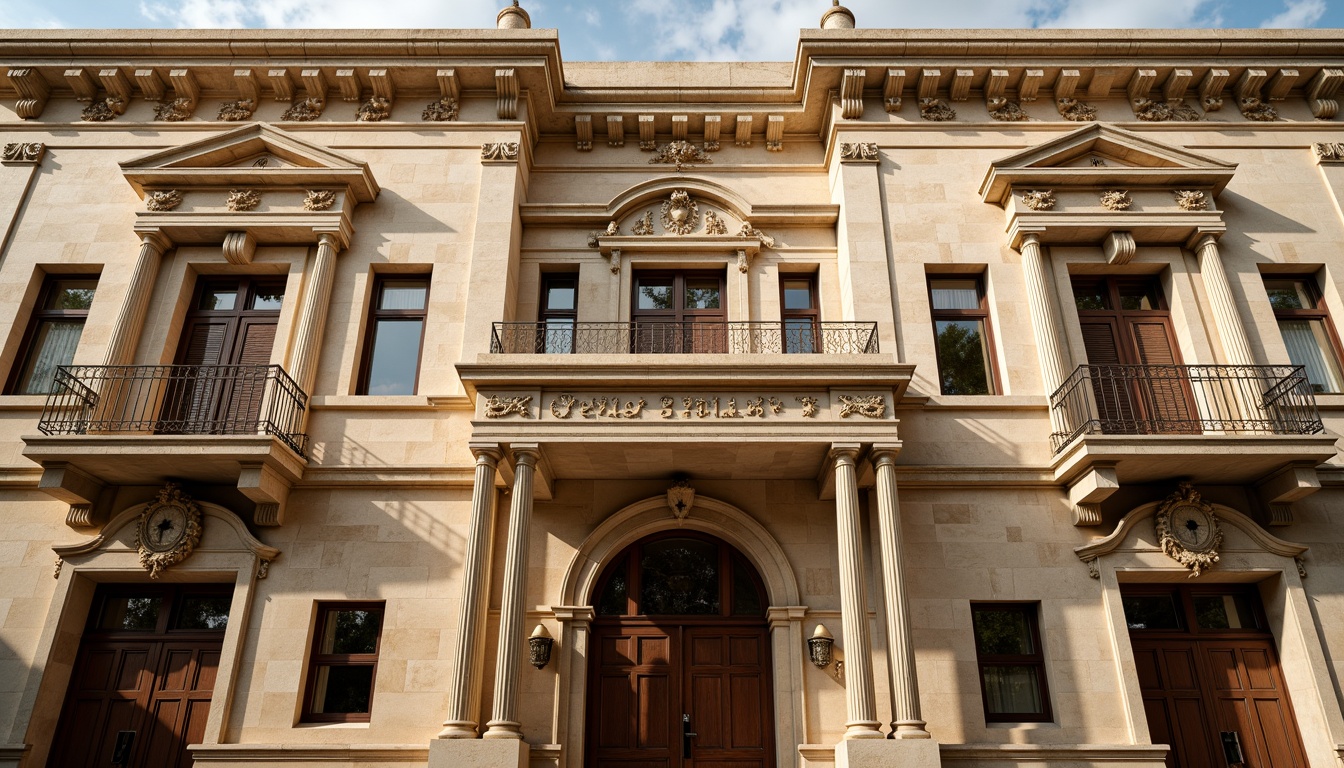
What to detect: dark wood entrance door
<box><xmin>587</xmin><ymin>534</ymin><xmax>774</xmax><ymax>768</ymax></box>
<box><xmin>1071</xmin><ymin>276</ymin><xmax>1198</xmax><ymax>433</ymax></box>
<box><xmin>1123</xmin><ymin>586</ymin><xmax>1309</xmax><ymax>767</ymax></box>
<box><xmin>48</xmin><ymin>585</ymin><xmax>233</xmax><ymax>768</ymax></box>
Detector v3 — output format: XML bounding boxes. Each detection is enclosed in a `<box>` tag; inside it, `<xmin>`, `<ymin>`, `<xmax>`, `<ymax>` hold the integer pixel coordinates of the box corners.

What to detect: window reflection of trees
<box><xmin>639</xmin><ymin>539</ymin><xmax>720</xmax><ymax>615</ymax></box>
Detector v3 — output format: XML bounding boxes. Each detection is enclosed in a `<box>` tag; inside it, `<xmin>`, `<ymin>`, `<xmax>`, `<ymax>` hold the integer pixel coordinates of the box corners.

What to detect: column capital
<box><xmin>132</xmin><ymin>227</ymin><xmax>173</xmax><ymax>254</ymax></box>
<box><xmin>314</xmin><ymin>229</ymin><xmax>349</xmax><ymax>251</ymax></box>
<box><xmin>1019</xmin><ymin>231</ymin><xmax>1043</xmax><ymax>249</ymax></box>
<box><xmin>510</xmin><ymin>443</ymin><xmax>541</xmax><ymax>467</ymax></box>
<box><xmin>470</xmin><ymin>443</ymin><xmax>504</xmax><ymax>465</ymax></box>
<box><xmin>828</xmin><ymin>442</ymin><xmax>863</xmax><ymax>466</ymax></box>
<box><xmin>870</xmin><ymin>444</ymin><xmax>901</xmax><ymax>466</ymax></box>
<box><xmin>551</xmin><ymin>605</ymin><xmax>595</xmax><ymax>624</ymax></box>
<box><xmin>1191</xmin><ymin>231</ymin><xmax>1221</xmax><ymax>252</ymax></box>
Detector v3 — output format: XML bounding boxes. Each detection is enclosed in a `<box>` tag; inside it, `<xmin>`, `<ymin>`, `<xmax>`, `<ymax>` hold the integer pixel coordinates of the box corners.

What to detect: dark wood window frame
<box><xmin>302</xmin><ymin>601</ymin><xmax>385</xmax><ymax>723</ymax></box>
<box><xmin>970</xmin><ymin>602</ymin><xmax>1053</xmax><ymax>723</ymax></box>
<box><xmin>84</xmin><ymin>583</ymin><xmax>234</xmax><ymax>640</ymax></box>
<box><xmin>1120</xmin><ymin>584</ymin><xmax>1270</xmax><ymax>638</ymax></box>
<box><xmin>538</xmin><ymin>272</ymin><xmax>579</xmax><ymax>353</ymax></box>
<box><xmin>1262</xmin><ymin>273</ymin><xmax>1344</xmax><ymax>393</ymax></box>
<box><xmin>176</xmin><ymin>275</ymin><xmax>286</xmax><ymax>366</ymax></box>
<box><xmin>6</xmin><ymin>274</ymin><xmax>100</xmax><ymax>395</ymax></box>
<box><xmin>357</xmin><ymin>275</ymin><xmax>431</xmax><ymax>395</ymax></box>
<box><xmin>631</xmin><ymin>270</ymin><xmax>728</xmax><ymax>353</ymax></box>
<box><xmin>592</xmin><ymin>530</ymin><xmax>767</xmax><ymax>620</ymax></box>
<box><xmin>928</xmin><ymin>273</ymin><xmax>999</xmax><ymax>395</ymax></box>
<box><xmin>780</xmin><ymin>273</ymin><xmax>820</xmax><ymax>354</ymax></box>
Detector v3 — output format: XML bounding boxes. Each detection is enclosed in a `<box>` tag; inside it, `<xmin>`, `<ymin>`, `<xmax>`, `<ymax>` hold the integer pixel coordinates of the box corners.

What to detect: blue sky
<box><xmin>0</xmin><ymin>0</ymin><xmax>1337</xmax><ymax>61</ymax></box>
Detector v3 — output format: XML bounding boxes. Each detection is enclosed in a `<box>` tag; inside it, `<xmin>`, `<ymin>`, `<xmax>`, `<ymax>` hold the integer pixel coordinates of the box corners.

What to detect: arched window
<box><xmin>593</xmin><ymin>533</ymin><xmax>766</xmax><ymax>617</ymax></box>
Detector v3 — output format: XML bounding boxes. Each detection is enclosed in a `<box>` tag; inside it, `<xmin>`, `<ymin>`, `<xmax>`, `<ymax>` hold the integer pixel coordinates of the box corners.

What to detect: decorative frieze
<box><xmin>304</xmin><ymin>189</ymin><xmax>336</xmax><ymax>211</ymax></box>
<box><xmin>987</xmin><ymin>98</ymin><xmax>1029</xmax><ymax>122</ymax></box>
<box><xmin>918</xmin><ymin>98</ymin><xmax>955</xmax><ymax>121</ymax></box>
<box><xmin>837</xmin><ymin>394</ymin><xmax>885</xmax><ymax>419</ymax></box>
<box><xmin>1174</xmin><ymin>190</ymin><xmax>1208</xmax><ymax>210</ymax></box>
<box><xmin>1056</xmin><ymin>97</ymin><xmax>1097</xmax><ymax>122</ymax></box>
<box><xmin>155</xmin><ymin>98</ymin><xmax>194</xmax><ymax>122</ymax></box>
<box><xmin>840</xmin><ymin>142</ymin><xmax>878</xmax><ymax>161</ymax></box>
<box><xmin>281</xmin><ymin>97</ymin><xmax>323</xmax><ymax>121</ymax></box>
<box><xmin>82</xmin><ymin>96</ymin><xmax>125</xmax><ymax>122</ymax></box>
<box><xmin>631</xmin><ymin>211</ymin><xmax>654</xmax><ymax>235</ymax></box>
<box><xmin>1</xmin><ymin>142</ymin><xmax>45</xmax><ymax>163</ymax></box>
<box><xmin>550</xmin><ymin>393</ymin><xmax>804</xmax><ymax>420</ymax></box>
<box><xmin>1238</xmin><ymin>97</ymin><xmax>1277</xmax><ymax>122</ymax></box>
<box><xmin>1019</xmin><ymin>189</ymin><xmax>1056</xmax><ymax>211</ymax></box>
<box><xmin>484</xmin><ymin>395</ymin><xmax>532</xmax><ymax>418</ymax></box>
<box><xmin>145</xmin><ymin>190</ymin><xmax>183</xmax><ymax>211</ymax></box>
<box><xmin>481</xmin><ymin>142</ymin><xmax>520</xmax><ymax>161</ymax></box>
<box><xmin>1099</xmin><ymin>190</ymin><xmax>1132</xmax><ymax>211</ymax></box>
<box><xmin>218</xmin><ymin>99</ymin><xmax>256</xmax><ymax>121</ymax></box>
<box><xmin>423</xmin><ymin>97</ymin><xmax>459</xmax><ymax>122</ymax></box>
<box><xmin>226</xmin><ymin>189</ymin><xmax>261</xmax><ymax>211</ymax></box>
<box><xmin>1315</xmin><ymin>143</ymin><xmax>1344</xmax><ymax>162</ymax></box>
<box><xmin>649</xmin><ymin>140</ymin><xmax>712</xmax><ymax>170</ymax></box>
<box><xmin>704</xmin><ymin>210</ymin><xmax>728</xmax><ymax>234</ymax></box>
<box><xmin>1132</xmin><ymin>98</ymin><xmax>1200</xmax><ymax>122</ymax></box>
<box><xmin>660</xmin><ymin>190</ymin><xmax>700</xmax><ymax>235</ymax></box>
<box><xmin>356</xmin><ymin>96</ymin><xmax>392</xmax><ymax>122</ymax></box>
<box><xmin>483</xmin><ymin>392</ymin><xmax>888</xmax><ymax>421</ymax></box>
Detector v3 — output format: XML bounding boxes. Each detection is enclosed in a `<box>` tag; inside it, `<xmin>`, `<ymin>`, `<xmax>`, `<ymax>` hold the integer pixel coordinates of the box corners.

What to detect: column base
<box><xmin>891</xmin><ymin>719</ymin><xmax>931</xmax><ymax>739</ymax></box>
<box><xmin>436</xmin><ymin>721</ymin><xmax>478</xmax><ymax>739</ymax></box>
<box><xmin>835</xmin><ymin>737</ymin><xmax>941</xmax><ymax>768</ymax></box>
<box><xmin>429</xmin><ymin>737</ymin><xmax>529</xmax><ymax>768</ymax></box>
<box><xmin>842</xmin><ymin>721</ymin><xmax>885</xmax><ymax>739</ymax></box>
<box><xmin>482</xmin><ymin>720</ymin><xmax>523</xmax><ymax>739</ymax></box>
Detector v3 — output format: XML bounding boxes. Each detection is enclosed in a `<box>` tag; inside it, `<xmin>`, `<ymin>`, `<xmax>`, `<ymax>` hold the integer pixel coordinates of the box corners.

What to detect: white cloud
<box><xmin>1260</xmin><ymin>0</ymin><xmax>1327</xmax><ymax>27</ymax></box>
<box><xmin>137</xmin><ymin>0</ymin><xmax>502</xmax><ymax>28</ymax></box>
<box><xmin>1038</xmin><ymin>0</ymin><xmax>1223</xmax><ymax>27</ymax></box>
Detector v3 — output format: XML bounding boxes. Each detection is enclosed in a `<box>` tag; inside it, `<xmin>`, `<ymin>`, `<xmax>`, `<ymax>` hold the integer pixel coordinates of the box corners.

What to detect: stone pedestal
<box><xmin>428</xmin><ymin>738</ymin><xmax>529</xmax><ymax>768</ymax></box>
<box><xmin>834</xmin><ymin>738</ymin><xmax>941</xmax><ymax>768</ymax></box>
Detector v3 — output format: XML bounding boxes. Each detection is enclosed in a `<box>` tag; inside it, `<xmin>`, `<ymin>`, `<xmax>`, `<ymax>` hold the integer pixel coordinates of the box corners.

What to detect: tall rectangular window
<box><xmin>359</xmin><ymin>276</ymin><xmax>429</xmax><ymax>395</ymax></box>
<box><xmin>1263</xmin><ymin>276</ymin><xmax>1344</xmax><ymax>393</ymax></box>
<box><xmin>539</xmin><ymin>274</ymin><xmax>577</xmax><ymax>353</ymax></box>
<box><xmin>8</xmin><ymin>277</ymin><xmax>98</xmax><ymax>395</ymax></box>
<box><xmin>303</xmin><ymin>602</ymin><xmax>384</xmax><ymax>722</ymax></box>
<box><xmin>781</xmin><ymin>275</ymin><xmax>819</xmax><ymax>353</ymax></box>
<box><xmin>971</xmin><ymin>603</ymin><xmax>1052</xmax><ymax>722</ymax></box>
<box><xmin>929</xmin><ymin>276</ymin><xmax>996</xmax><ymax>395</ymax></box>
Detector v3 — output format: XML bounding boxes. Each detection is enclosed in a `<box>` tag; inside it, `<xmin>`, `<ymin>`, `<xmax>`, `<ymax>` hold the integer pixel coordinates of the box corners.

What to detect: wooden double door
<box><xmin>48</xmin><ymin>585</ymin><xmax>232</xmax><ymax>768</ymax></box>
<box><xmin>586</xmin><ymin>534</ymin><xmax>774</xmax><ymax>768</ymax></box>
<box><xmin>1124</xmin><ymin>586</ymin><xmax>1308</xmax><ymax>767</ymax></box>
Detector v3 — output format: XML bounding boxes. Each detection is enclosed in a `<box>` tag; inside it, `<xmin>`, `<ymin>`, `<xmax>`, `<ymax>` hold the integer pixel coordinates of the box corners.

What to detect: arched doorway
<box><xmin>585</xmin><ymin>531</ymin><xmax>775</xmax><ymax>768</ymax></box>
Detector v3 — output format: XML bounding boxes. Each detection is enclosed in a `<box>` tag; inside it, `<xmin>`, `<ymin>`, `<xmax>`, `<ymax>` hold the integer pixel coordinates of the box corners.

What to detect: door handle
<box><xmin>111</xmin><ymin>729</ymin><xmax>136</xmax><ymax>768</ymax></box>
<box><xmin>682</xmin><ymin>713</ymin><xmax>697</xmax><ymax>760</ymax></box>
<box><xmin>1219</xmin><ymin>731</ymin><xmax>1245</xmax><ymax>766</ymax></box>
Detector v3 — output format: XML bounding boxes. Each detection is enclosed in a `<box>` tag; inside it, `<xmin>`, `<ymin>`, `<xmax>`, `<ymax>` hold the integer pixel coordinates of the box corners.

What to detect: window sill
<box><xmin>985</xmin><ymin>720</ymin><xmax>1060</xmax><ymax>729</ymax></box>
<box><xmin>293</xmin><ymin>721</ymin><xmax>371</xmax><ymax>729</ymax></box>
<box><xmin>1313</xmin><ymin>394</ymin><xmax>1344</xmax><ymax>410</ymax></box>
<box><xmin>0</xmin><ymin>395</ymin><xmax>50</xmax><ymax>410</ymax></box>
<box><xmin>904</xmin><ymin>394</ymin><xmax>1048</xmax><ymax>410</ymax></box>
<box><xmin>309</xmin><ymin>395</ymin><xmax>470</xmax><ymax>411</ymax></box>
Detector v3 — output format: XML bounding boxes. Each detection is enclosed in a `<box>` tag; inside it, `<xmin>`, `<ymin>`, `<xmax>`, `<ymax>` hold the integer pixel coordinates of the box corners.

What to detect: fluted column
<box><xmin>439</xmin><ymin>445</ymin><xmax>503</xmax><ymax>739</ymax></box>
<box><xmin>483</xmin><ymin>445</ymin><xmax>540</xmax><ymax>739</ymax></box>
<box><xmin>1195</xmin><ymin>234</ymin><xmax>1256</xmax><ymax>366</ymax></box>
<box><xmin>831</xmin><ymin>443</ymin><xmax>883</xmax><ymax>739</ymax></box>
<box><xmin>286</xmin><ymin>232</ymin><xmax>342</xmax><ymax>395</ymax></box>
<box><xmin>1018</xmin><ymin>234</ymin><xmax>1072</xmax><ymax>394</ymax></box>
<box><xmin>871</xmin><ymin>447</ymin><xmax>929</xmax><ymax>739</ymax></box>
<box><xmin>102</xmin><ymin>230</ymin><xmax>172</xmax><ymax>366</ymax></box>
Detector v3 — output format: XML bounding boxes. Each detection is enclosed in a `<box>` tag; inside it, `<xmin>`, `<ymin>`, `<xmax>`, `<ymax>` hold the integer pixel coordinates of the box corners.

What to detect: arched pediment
<box><xmin>54</xmin><ymin>498</ymin><xmax>280</xmax><ymax>567</ymax></box>
<box><xmin>1075</xmin><ymin>499</ymin><xmax>1307</xmax><ymax>567</ymax></box>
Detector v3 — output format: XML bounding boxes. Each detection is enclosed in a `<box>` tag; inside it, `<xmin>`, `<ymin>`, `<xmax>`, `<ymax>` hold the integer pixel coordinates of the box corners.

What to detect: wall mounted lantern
<box><xmin>529</xmin><ymin>624</ymin><xmax>554</xmax><ymax>669</ymax></box>
<box><xmin>808</xmin><ymin>624</ymin><xmax>834</xmax><ymax>667</ymax></box>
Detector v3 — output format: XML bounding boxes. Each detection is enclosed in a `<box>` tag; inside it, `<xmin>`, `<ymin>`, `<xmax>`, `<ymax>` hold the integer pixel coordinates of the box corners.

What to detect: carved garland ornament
<box><xmin>918</xmin><ymin>98</ymin><xmax>956</xmax><ymax>121</ymax></box>
<box><xmin>987</xmin><ymin>98</ymin><xmax>1030</xmax><ymax>122</ymax></box>
<box><xmin>704</xmin><ymin>210</ymin><xmax>728</xmax><ymax>235</ymax></box>
<box><xmin>1174</xmin><ymin>190</ymin><xmax>1208</xmax><ymax>211</ymax></box>
<box><xmin>281</xmin><ymin>97</ymin><xmax>323</xmax><ymax>122</ymax></box>
<box><xmin>1056</xmin><ymin>97</ymin><xmax>1098</xmax><ymax>122</ymax></box>
<box><xmin>135</xmin><ymin>483</ymin><xmax>203</xmax><ymax>579</ymax></box>
<box><xmin>631</xmin><ymin>211</ymin><xmax>655</xmax><ymax>236</ymax></box>
<box><xmin>1314</xmin><ymin>142</ymin><xmax>1344</xmax><ymax>162</ymax></box>
<box><xmin>2</xmin><ymin>142</ymin><xmax>45</xmax><ymax>162</ymax></box>
<box><xmin>1132</xmin><ymin>98</ymin><xmax>1201</xmax><ymax>122</ymax></box>
<box><xmin>837</xmin><ymin>394</ymin><xmax>886</xmax><ymax>419</ymax></box>
<box><xmin>356</xmin><ymin>96</ymin><xmax>392</xmax><ymax>122</ymax></box>
<box><xmin>482</xmin><ymin>142</ymin><xmax>520</xmax><ymax>161</ymax></box>
<box><xmin>840</xmin><ymin>142</ymin><xmax>879</xmax><ymax>161</ymax></box>
<box><xmin>660</xmin><ymin>190</ymin><xmax>700</xmax><ymax>235</ymax></box>
<box><xmin>304</xmin><ymin>190</ymin><xmax>336</xmax><ymax>211</ymax></box>
<box><xmin>1239</xmin><ymin>97</ymin><xmax>1278</xmax><ymax>122</ymax></box>
<box><xmin>484</xmin><ymin>395</ymin><xmax>532</xmax><ymax>418</ymax></box>
<box><xmin>1100</xmin><ymin>190</ymin><xmax>1132</xmax><ymax>211</ymax></box>
<box><xmin>1154</xmin><ymin>482</ymin><xmax>1223</xmax><ymax>578</ymax></box>
<box><xmin>218</xmin><ymin>99</ymin><xmax>256</xmax><ymax>121</ymax></box>
<box><xmin>154</xmin><ymin>98</ymin><xmax>194</xmax><ymax>122</ymax></box>
<box><xmin>1020</xmin><ymin>189</ymin><xmax>1056</xmax><ymax>211</ymax></box>
<box><xmin>145</xmin><ymin>190</ymin><xmax>183</xmax><ymax>211</ymax></box>
<box><xmin>226</xmin><ymin>189</ymin><xmax>261</xmax><ymax>212</ymax></box>
<box><xmin>422</xmin><ymin>97</ymin><xmax>459</xmax><ymax>122</ymax></box>
<box><xmin>649</xmin><ymin>141</ymin><xmax>713</xmax><ymax>171</ymax></box>
<box><xmin>738</xmin><ymin>222</ymin><xmax>776</xmax><ymax>248</ymax></box>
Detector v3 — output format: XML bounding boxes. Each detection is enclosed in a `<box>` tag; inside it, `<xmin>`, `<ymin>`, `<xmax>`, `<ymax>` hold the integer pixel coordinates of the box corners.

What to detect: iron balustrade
<box><xmin>37</xmin><ymin>364</ymin><xmax>309</xmax><ymax>456</ymax></box>
<box><xmin>1049</xmin><ymin>364</ymin><xmax>1324</xmax><ymax>453</ymax></box>
<box><xmin>490</xmin><ymin>321</ymin><xmax>880</xmax><ymax>355</ymax></box>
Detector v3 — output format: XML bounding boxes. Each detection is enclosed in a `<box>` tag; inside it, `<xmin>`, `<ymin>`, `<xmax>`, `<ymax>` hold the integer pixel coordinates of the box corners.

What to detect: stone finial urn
<box><xmin>820</xmin><ymin>0</ymin><xmax>855</xmax><ymax>29</ymax></box>
<box><xmin>497</xmin><ymin>0</ymin><xmax>531</xmax><ymax>29</ymax></box>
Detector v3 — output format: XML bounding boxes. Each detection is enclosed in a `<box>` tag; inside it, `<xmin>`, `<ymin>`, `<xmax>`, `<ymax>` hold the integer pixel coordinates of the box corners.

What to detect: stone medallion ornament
<box><xmin>1154</xmin><ymin>482</ymin><xmax>1222</xmax><ymax>577</ymax></box>
<box><xmin>660</xmin><ymin>190</ymin><xmax>700</xmax><ymax>235</ymax></box>
<box><xmin>667</xmin><ymin>478</ymin><xmax>695</xmax><ymax>520</ymax></box>
<box><xmin>136</xmin><ymin>483</ymin><xmax>203</xmax><ymax>578</ymax></box>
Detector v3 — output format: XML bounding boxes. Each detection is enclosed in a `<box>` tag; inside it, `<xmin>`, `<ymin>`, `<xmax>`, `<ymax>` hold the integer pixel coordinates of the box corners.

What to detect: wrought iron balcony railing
<box><xmin>490</xmin><ymin>321</ymin><xmax>880</xmax><ymax>355</ymax></box>
<box><xmin>37</xmin><ymin>365</ymin><xmax>309</xmax><ymax>457</ymax></box>
<box><xmin>1049</xmin><ymin>364</ymin><xmax>1324</xmax><ymax>453</ymax></box>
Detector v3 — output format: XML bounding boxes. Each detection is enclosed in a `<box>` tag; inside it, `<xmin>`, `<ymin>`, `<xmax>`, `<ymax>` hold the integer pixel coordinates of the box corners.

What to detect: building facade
<box><xmin>1</xmin><ymin>5</ymin><xmax>1343</xmax><ymax>767</ymax></box>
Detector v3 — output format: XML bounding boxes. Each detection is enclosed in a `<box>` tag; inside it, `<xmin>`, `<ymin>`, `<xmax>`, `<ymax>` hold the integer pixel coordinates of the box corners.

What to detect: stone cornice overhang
<box><xmin>6</xmin><ymin>29</ymin><xmax>1344</xmax><ymax>139</ymax></box>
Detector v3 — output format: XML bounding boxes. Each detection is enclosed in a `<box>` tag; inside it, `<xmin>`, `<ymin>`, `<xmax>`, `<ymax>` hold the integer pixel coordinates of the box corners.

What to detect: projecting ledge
<box><xmin>1052</xmin><ymin>433</ymin><xmax>1339</xmax><ymax>489</ymax></box>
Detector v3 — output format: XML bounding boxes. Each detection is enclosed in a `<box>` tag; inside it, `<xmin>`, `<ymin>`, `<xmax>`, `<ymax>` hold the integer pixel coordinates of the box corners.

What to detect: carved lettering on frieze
<box><xmin>484</xmin><ymin>395</ymin><xmax>532</xmax><ymax>418</ymax></box>
<box><xmin>1313</xmin><ymin>142</ymin><xmax>1344</xmax><ymax>162</ymax></box>
<box><xmin>422</xmin><ymin>97</ymin><xmax>459</xmax><ymax>122</ymax></box>
<box><xmin>1056</xmin><ymin>97</ymin><xmax>1097</xmax><ymax>122</ymax></box>
<box><xmin>481</xmin><ymin>142</ymin><xmax>520</xmax><ymax>161</ymax></box>
<box><xmin>1099</xmin><ymin>190</ymin><xmax>1132</xmax><ymax>211</ymax></box>
<box><xmin>548</xmin><ymin>393</ymin><xmax>812</xmax><ymax>420</ymax></box>
<box><xmin>1019</xmin><ymin>190</ymin><xmax>1056</xmax><ymax>211</ymax></box>
<box><xmin>304</xmin><ymin>190</ymin><xmax>336</xmax><ymax>211</ymax></box>
<box><xmin>1174</xmin><ymin>190</ymin><xmax>1208</xmax><ymax>211</ymax></box>
<box><xmin>2</xmin><ymin>142</ymin><xmax>45</xmax><ymax>163</ymax></box>
<box><xmin>839</xmin><ymin>142</ymin><xmax>879</xmax><ymax>161</ymax></box>
<box><xmin>226</xmin><ymin>189</ymin><xmax>261</xmax><ymax>212</ymax></box>
<box><xmin>218</xmin><ymin>99</ymin><xmax>256</xmax><ymax>121</ymax></box>
<box><xmin>837</xmin><ymin>394</ymin><xmax>886</xmax><ymax>419</ymax></box>
<box><xmin>145</xmin><ymin>190</ymin><xmax>183</xmax><ymax>211</ymax></box>
<box><xmin>650</xmin><ymin>141</ymin><xmax>713</xmax><ymax>171</ymax></box>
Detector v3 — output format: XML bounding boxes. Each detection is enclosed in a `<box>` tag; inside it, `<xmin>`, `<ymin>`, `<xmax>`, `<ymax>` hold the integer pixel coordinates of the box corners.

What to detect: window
<box><xmin>781</xmin><ymin>275</ymin><xmax>819</xmax><ymax>353</ymax></box>
<box><xmin>359</xmin><ymin>277</ymin><xmax>429</xmax><ymax>395</ymax></box>
<box><xmin>971</xmin><ymin>603</ymin><xmax>1051</xmax><ymax>722</ymax></box>
<box><xmin>631</xmin><ymin>271</ymin><xmax>726</xmax><ymax>353</ymax></box>
<box><xmin>303</xmin><ymin>602</ymin><xmax>384</xmax><ymax>722</ymax></box>
<box><xmin>8</xmin><ymin>276</ymin><xmax>98</xmax><ymax>395</ymax></box>
<box><xmin>1263</xmin><ymin>276</ymin><xmax>1344</xmax><ymax>393</ymax></box>
<box><xmin>929</xmin><ymin>276</ymin><xmax>996</xmax><ymax>395</ymax></box>
<box><xmin>539</xmin><ymin>274</ymin><xmax>577</xmax><ymax>353</ymax></box>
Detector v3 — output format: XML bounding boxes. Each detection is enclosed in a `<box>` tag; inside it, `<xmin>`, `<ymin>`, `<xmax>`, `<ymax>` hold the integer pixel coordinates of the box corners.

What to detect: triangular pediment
<box><xmin>121</xmin><ymin>122</ymin><xmax>379</xmax><ymax>202</ymax></box>
<box><xmin>980</xmin><ymin>124</ymin><xmax>1237</xmax><ymax>205</ymax></box>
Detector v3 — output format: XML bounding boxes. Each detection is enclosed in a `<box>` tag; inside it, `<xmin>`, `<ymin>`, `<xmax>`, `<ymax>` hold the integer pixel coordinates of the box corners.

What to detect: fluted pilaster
<box><xmin>831</xmin><ymin>444</ymin><xmax>883</xmax><ymax>739</ymax></box>
<box><xmin>1195</xmin><ymin>234</ymin><xmax>1256</xmax><ymax>366</ymax></box>
<box><xmin>103</xmin><ymin>231</ymin><xmax>171</xmax><ymax>366</ymax></box>
<box><xmin>286</xmin><ymin>232</ymin><xmax>341</xmax><ymax>395</ymax></box>
<box><xmin>1019</xmin><ymin>234</ymin><xmax>1071</xmax><ymax>394</ymax></box>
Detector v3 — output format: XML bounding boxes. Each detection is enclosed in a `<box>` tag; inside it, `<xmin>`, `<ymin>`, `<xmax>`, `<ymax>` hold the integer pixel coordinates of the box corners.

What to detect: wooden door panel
<box><xmin>729</xmin><ymin>674</ymin><xmax>765</xmax><ymax>749</ymax></box>
<box><xmin>597</xmin><ymin>674</ymin><xmax>634</xmax><ymax>749</ymax></box>
<box><xmin>1251</xmin><ymin>697</ymin><xmax>1304</xmax><ymax>767</ymax></box>
<box><xmin>142</xmin><ymin>697</ymin><xmax>184</xmax><ymax>767</ymax></box>
<box><xmin>636</xmin><ymin>673</ymin><xmax>671</xmax><ymax>749</ymax></box>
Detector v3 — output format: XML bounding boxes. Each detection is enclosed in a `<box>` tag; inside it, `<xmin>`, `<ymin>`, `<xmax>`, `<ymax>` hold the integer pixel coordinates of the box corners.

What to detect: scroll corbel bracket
<box><xmin>1068</xmin><ymin>464</ymin><xmax>1118</xmax><ymax>527</ymax></box>
<box><xmin>1103</xmin><ymin>231</ymin><xmax>1137</xmax><ymax>265</ymax></box>
<box><xmin>608</xmin><ymin>248</ymin><xmax>621</xmax><ymax>274</ymax></box>
<box><xmin>238</xmin><ymin>463</ymin><xmax>291</xmax><ymax>526</ymax></box>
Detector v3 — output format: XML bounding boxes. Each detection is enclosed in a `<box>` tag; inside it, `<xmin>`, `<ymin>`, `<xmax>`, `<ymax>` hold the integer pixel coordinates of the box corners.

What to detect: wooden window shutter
<box><xmin>1128</xmin><ymin>319</ymin><xmax>1198</xmax><ymax>431</ymax></box>
<box><xmin>1079</xmin><ymin>320</ymin><xmax>1135</xmax><ymax>430</ymax></box>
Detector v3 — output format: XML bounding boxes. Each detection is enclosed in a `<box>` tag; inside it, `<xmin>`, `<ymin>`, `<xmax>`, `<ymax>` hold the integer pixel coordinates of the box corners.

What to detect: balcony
<box><xmin>24</xmin><ymin>365</ymin><xmax>309</xmax><ymax>525</ymax></box>
<box><xmin>1049</xmin><ymin>365</ymin><xmax>1337</xmax><ymax>507</ymax></box>
<box><xmin>489</xmin><ymin>321</ymin><xmax>880</xmax><ymax>355</ymax></box>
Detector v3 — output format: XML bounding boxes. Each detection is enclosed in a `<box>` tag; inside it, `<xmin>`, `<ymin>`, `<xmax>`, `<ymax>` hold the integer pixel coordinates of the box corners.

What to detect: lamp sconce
<box><xmin>807</xmin><ymin>624</ymin><xmax>834</xmax><ymax>668</ymax></box>
<box><xmin>529</xmin><ymin>624</ymin><xmax>554</xmax><ymax>669</ymax></box>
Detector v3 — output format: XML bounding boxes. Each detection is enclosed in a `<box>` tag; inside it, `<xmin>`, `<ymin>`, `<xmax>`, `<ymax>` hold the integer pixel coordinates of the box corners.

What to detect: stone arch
<box><xmin>560</xmin><ymin>493</ymin><xmax>800</xmax><ymax>608</ymax></box>
<box><xmin>605</xmin><ymin>176</ymin><xmax>755</xmax><ymax>223</ymax></box>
